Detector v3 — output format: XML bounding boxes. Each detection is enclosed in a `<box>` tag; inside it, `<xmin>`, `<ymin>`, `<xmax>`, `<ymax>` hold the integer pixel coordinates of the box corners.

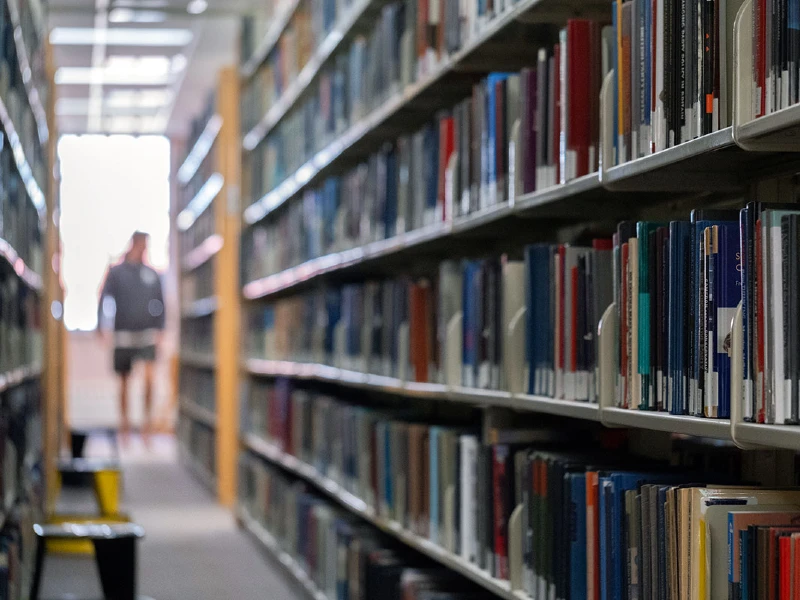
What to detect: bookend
<box><xmin>507</xmin><ymin>503</ymin><xmax>525</xmax><ymax>591</ymax></box>
<box><xmin>505</xmin><ymin>306</ymin><xmax>526</xmax><ymax>395</ymax></box>
<box><xmin>444</xmin><ymin>312</ymin><xmax>463</xmax><ymax>387</ymax></box>
<box><xmin>732</xmin><ymin>0</ymin><xmax>800</xmax><ymax>150</ymax></box>
<box><xmin>597</xmin><ymin>303</ymin><xmax>618</xmax><ymax>428</ymax></box>
<box><xmin>729</xmin><ymin>303</ymin><xmax>763</xmax><ymax>449</ymax></box>
<box><xmin>598</xmin><ymin>70</ymin><xmax>616</xmax><ymax>181</ymax></box>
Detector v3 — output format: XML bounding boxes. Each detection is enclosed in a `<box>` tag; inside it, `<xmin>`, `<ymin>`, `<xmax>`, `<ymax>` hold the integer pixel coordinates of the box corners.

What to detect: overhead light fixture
<box><xmin>187</xmin><ymin>0</ymin><xmax>208</xmax><ymax>14</ymax></box>
<box><xmin>50</xmin><ymin>27</ymin><xmax>193</xmax><ymax>47</ymax></box>
<box><xmin>109</xmin><ymin>8</ymin><xmax>168</xmax><ymax>23</ymax></box>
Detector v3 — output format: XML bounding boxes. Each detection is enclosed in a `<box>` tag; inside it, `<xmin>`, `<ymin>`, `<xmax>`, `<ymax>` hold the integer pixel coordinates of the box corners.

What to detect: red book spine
<box><xmin>553</xmin><ymin>42</ymin><xmax>561</xmax><ymax>183</ymax></box>
<box><xmin>417</xmin><ymin>0</ymin><xmax>429</xmax><ymax>61</ymax></box>
<box><xmin>780</xmin><ymin>536</ymin><xmax>791</xmax><ymax>600</ymax></box>
<box><xmin>567</xmin><ymin>20</ymin><xmax>591</xmax><ymax>178</ymax></box>
<box><xmin>493</xmin><ymin>446</ymin><xmax>509</xmax><ymax>579</ymax></box>
<box><xmin>571</xmin><ymin>264</ymin><xmax>579</xmax><ymax>373</ymax></box>
<box><xmin>756</xmin><ymin>219</ymin><xmax>765</xmax><ymax>422</ymax></box>
<box><xmin>267</xmin><ymin>387</ymin><xmax>276</xmax><ymax>442</ymax></box>
<box><xmin>285</xmin><ymin>394</ymin><xmax>293</xmax><ymax>453</ymax></box>
<box><xmin>793</xmin><ymin>535</ymin><xmax>800</xmax><ymax>600</ymax></box>
<box><xmin>494</xmin><ymin>80</ymin><xmax>506</xmax><ymax>201</ymax></box>
<box><xmin>621</xmin><ymin>242</ymin><xmax>630</xmax><ymax>408</ymax></box>
<box><xmin>409</xmin><ymin>283</ymin><xmax>430</xmax><ymax>382</ymax></box>
<box><xmin>438</xmin><ymin>116</ymin><xmax>455</xmax><ymax>221</ymax></box>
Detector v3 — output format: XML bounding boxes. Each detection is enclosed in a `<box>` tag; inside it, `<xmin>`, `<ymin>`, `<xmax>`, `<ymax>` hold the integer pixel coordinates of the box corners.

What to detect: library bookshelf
<box><xmin>229</xmin><ymin>0</ymin><xmax>800</xmax><ymax>597</ymax></box>
<box><xmin>175</xmin><ymin>67</ymin><xmax>241</xmax><ymax>505</ymax></box>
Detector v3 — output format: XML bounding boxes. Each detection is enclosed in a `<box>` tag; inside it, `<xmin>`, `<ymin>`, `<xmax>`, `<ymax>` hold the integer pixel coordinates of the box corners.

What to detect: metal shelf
<box><xmin>7</xmin><ymin>0</ymin><xmax>48</xmax><ymax>145</ymax></box>
<box><xmin>0</xmin><ymin>88</ymin><xmax>45</xmax><ymax>216</ymax></box>
<box><xmin>515</xmin><ymin>394</ymin><xmax>601</xmax><ymax>421</ymax></box>
<box><xmin>179</xmin><ymin>400</ymin><xmax>217</xmax><ymax>428</ymax></box>
<box><xmin>733</xmin><ymin>422</ymin><xmax>800</xmax><ymax>451</ymax></box>
<box><xmin>181</xmin><ymin>296</ymin><xmax>218</xmax><ymax>319</ymax></box>
<box><xmin>179</xmin><ymin>353</ymin><xmax>216</xmax><ymax>370</ymax></box>
<box><xmin>240</xmin><ymin>434</ymin><xmax>529</xmax><ymax>600</ymax></box>
<box><xmin>176</xmin><ymin>115</ymin><xmax>223</xmax><ymax>186</ymax></box>
<box><xmin>0</xmin><ymin>237</ymin><xmax>42</xmax><ymax>291</ymax></box>
<box><xmin>240</xmin><ymin>0</ymin><xmax>304</xmax><ymax>79</ymax></box>
<box><xmin>602</xmin><ymin>407</ymin><xmax>732</xmax><ymax>440</ymax></box>
<box><xmin>182</xmin><ymin>234</ymin><xmax>224</xmax><ymax>272</ymax></box>
<box><xmin>177</xmin><ymin>173</ymin><xmax>224</xmax><ymax>232</ymax></box>
<box><xmin>238</xmin><ymin>510</ymin><xmax>327</xmax><ymax>600</ymax></box>
<box><xmin>242</xmin><ymin>0</ymin><xmax>374</xmax><ymax>151</ymax></box>
<box><xmin>0</xmin><ymin>364</ymin><xmax>42</xmax><ymax>393</ymax></box>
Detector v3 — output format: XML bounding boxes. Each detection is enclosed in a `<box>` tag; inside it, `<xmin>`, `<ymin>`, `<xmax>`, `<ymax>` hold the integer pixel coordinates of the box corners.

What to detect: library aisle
<box><xmin>40</xmin><ymin>436</ymin><xmax>305</xmax><ymax>600</ymax></box>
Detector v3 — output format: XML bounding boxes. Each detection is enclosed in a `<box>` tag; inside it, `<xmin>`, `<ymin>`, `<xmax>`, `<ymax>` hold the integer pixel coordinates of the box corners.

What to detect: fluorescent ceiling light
<box><xmin>113</xmin><ymin>0</ymin><xmax>169</xmax><ymax>6</ymax></box>
<box><xmin>56</xmin><ymin>67</ymin><xmax>170</xmax><ymax>86</ymax></box>
<box><xmin>50</xmin><ymin>27</ymin><xmax>193</xmax><ymax>47</ymax></box>
<box><xmin>109</xmin><ymin>8</ymin><xmax>168</xmax><ymax>23</ymax></box>
<box><xmin>187</xmin><ymin>0</ymin><xmax>208</xmax><ymax>14</ymax></box>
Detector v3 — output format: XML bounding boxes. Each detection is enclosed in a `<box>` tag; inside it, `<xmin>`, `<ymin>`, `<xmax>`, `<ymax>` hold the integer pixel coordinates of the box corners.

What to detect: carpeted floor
<box><xmin>41</xmin><ymin>436</ymin><xmax>306</xmax><ymax>600</ymax></box>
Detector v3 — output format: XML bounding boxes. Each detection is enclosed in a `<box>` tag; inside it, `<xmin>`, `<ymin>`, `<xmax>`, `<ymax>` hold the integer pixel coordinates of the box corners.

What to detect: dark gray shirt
<box><xmin>98</xmin><ymin>262</ymin><xmax>165</xmax><ymax>341</ymax></box>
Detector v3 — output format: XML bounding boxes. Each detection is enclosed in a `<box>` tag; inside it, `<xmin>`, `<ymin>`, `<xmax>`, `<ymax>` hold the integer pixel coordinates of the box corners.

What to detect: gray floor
<box><xmin>41</xmin><ymin>436</ymin><xmax>306</xmax><ymax>600</ymax></box>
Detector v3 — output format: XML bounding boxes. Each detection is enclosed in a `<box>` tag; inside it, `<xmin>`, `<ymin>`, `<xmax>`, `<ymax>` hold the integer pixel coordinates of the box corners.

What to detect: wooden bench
<box><xmin>30</xmin><ymin>522</ymin><xmax>146</xmax><ymax>600</ymax></box>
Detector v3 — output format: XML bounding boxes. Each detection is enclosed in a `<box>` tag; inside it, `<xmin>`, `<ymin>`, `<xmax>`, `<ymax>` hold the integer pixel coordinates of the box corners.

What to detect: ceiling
<box><xmin>48</xmin><ymin>0</ymin><xmax>254</xmax><ymax>139</ymax></box>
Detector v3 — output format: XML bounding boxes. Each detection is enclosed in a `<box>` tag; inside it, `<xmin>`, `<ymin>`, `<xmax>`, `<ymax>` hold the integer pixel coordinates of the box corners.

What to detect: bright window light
<box><xmin>50</xmin><ymin>27</ymin><xmax>194</xmax><ymax>47</ymax></box>
<box><xmin>187</xmin><ymin>0</ymin><xmax>208</xmax><ymax>14</ymax></box>
<box><xmin>58</xmin><ymin>135</ymin><xmax>171</xmax><ymax>332</ymax></box>
<box><xmin>109</xmin><ymin>8</ymin><xmax>168</xmax><ymax>23</ymax></box>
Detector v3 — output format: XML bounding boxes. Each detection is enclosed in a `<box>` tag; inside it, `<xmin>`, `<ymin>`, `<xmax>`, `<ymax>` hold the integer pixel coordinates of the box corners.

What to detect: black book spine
<box><xmin>782</xmin><ymin>215</ymin><xmax>792</xmax><ymax>423</ymax></box>
<box><xmin>792</xmin><ymin>215</ymin><xmax>800</xmax><ymax>423</ymax></box>
<box><xmin>702</xmin><ymin>0</ymin><xmax>713</xmax><ymax>133</ymax></box>
<box><xmin>679</xmin><ymin>0</ymin><xmax>687</xmax><ymax>145</ymax></box>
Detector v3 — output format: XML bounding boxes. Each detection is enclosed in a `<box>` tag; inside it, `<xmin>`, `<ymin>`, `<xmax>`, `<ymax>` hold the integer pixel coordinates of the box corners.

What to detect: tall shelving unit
<box><xmin>233</xmin><ymin>0</ymin><xmax>800</xmax><ymax>596</ymax></box>
<box><xmin>175</xmin><ymin>67</ymin><xmax>241</xmax><ymax>506</ymax></box>
<box><xmin>0</xmin><ymin>0</ymin><xmax>58</xmax><ymax>591</ymax></box>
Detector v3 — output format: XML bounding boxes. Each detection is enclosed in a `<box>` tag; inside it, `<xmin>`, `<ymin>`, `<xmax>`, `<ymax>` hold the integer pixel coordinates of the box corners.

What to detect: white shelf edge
<box><xmin>177</xmin><ymin>173</ymin><xmax>224</xmax><ymax>232</ymax></box>
<box><xmin>0</xmin><ymin>91</ymin><xmax>45</xmax><ymax>216</ymax></box>
<box><xmin>733</xmin><ymin>422</ymin><xmax>800</xmax><ymax>451</ymax></box>
<box><xmin>242</xmin><ymin>223</ymin><xmax>451</xmax><ymax>300</ymax></box>
<box><xmin>182</xmin><ymin>234</ymin><xmax>224</xmax><ymax>272</ymax></box>
<box><xmin>177</xmin><ymin>115</ymin><xmax>223</xmax><ymax>185</ymax></box>
<box><xmin>181</xmin><ymin>296</ymin><xmax>218</xmax><ymax>319</ymax></box>
<box><xmin>603</xmin><ymin>407</ymin><xmax>732</xmax><ymax>440</ymax></box>
<box><xmin>179</xmin><ymin>400</ymin><xmax>217</xmax><ymax>428</ymax></box>
<box><xmin>240</xmin><ymin>434</ymin><xmax>529</xmax><ymax>600</ymax></box>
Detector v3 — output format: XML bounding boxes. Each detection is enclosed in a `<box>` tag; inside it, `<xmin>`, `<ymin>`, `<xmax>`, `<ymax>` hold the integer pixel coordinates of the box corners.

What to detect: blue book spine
<box><xmin>599</xmin><ymin>478</ymin><xmax>613</xmax><ymax>600</ymax></box>
<box><xmin>425</xmin><ymin>124</ymin><xmax>439</xmax><ymax>211</ymax></box>
<box><xmin>545</xmin><ymin>246</ymin><xmax>555</xmax><ymax>392</ymax></box>
<box><xmin>569</xmin><ymin>473</ymin><xmax>587</xmax><ymax>600</ymax></box>
<box><xmin>717</xmin><ymin>223</ymin><xmax>742</xmax><ymax>418</ymax></box>
<box><xmin>485</xmin><ymin>73</ymin><xmax>513</xmax><ymax>191</ymax></box>
<box><xmin>637</xmin><ymin>222</ymin><xmax>653</xmax><ymax>409</ymax></box>
<box><xmin>385</xmin><ymin>148</ymin><xmax>398</xmax><ymax>239</ymax></box>
<box><xmin>741</xmin><ymin>528</ymin><xmax>750</xmax><ymax>600</ymax></box>
<box><xmin>429</xmin><ymin>426</ymin><xmax>441</xmax><ymax>544</ymax></box>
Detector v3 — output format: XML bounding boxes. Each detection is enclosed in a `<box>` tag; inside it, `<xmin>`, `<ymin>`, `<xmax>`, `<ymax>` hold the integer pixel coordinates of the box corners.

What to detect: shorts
<box><xmin>114</xmin><ymin>345</ymin><xmax>157</xmax><ymax>375</ymax></box>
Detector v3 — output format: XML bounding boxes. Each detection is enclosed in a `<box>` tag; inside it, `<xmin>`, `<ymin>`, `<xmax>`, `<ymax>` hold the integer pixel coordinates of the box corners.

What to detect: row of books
<box><xmin>244</xmin><ymin>16</ymin><xmax>613</xmax><ymax>217</ymax></box>
<box><xmin>241</xmin><ymin>0</ymin><xmax>342</xmax><ymax>132</ymax></box>
<box><xmin>246</xmin><ymin>245</ymin><xmax>612</xmax><ymax>401</ymax></box>
<box><xmin>0</xmin><ymin>271</ymin><xmax>41</xmax><ymax>374</ymax></box>
<box><xmin>179</xmin><ymin>207</ymin><xmax>215</xmax><ymax>259</ymax></box>
<box><xmin>1</xmin><ymin>138</ymin><xmax>43</xmax><ymax>274</ymax></box>
<box><xmin>610</xmin><ymin>0</ymin><xmax>741</xmax><ymax>165</ymax></box>
<box><xmin>240</xmin><ymin>0</ymin><xmax>294</xmax><ymax>66</ymax></box>
<box><xmin>748</xmin><ymin>0</ymin><xmax>800</xmax><ymax>119</ymax></box>
<box><xmin>179</xmin><ymin>365</ymin><xmax>215</xmax><ymax>414</ymax></box>
<box><xmin>0</xmin><ymin>3</ymin><xmax>45</xmax><ymax>189</ymax></box>
<box><xmin>181</xmin><ymin>261</ymin><xmax>214</xmax><ymax>306</ymax></box>
<box><xmin>240</xmin><ymin>382</ymin><xmax>800</xmax><ymax>599</ymax></box>
<box><xmin>240</xmin><ymin>453</ymin><xmax>493</xmax><ymax>600</ymax></box>
<box><xmin>180</xmin><ymin>316</ymin><xmax>214</xmax><ymax>359</ymax></box>
<box><xmin>178</xmin><ymin>417</ymin><xmax>215</xmax><ymax>479</ymax></box>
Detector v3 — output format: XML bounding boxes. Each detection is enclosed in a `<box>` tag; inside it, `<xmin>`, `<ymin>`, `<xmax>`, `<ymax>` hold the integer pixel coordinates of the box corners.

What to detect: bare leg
<box><xmin>119</xmin><ymin>372</ymin><xmax>130</xmax><ymax>444</ymax></box>
<box><xmin>142</xmin><ymin>361</ymin><xmax>155</xmax><ymax>446</ymax></box>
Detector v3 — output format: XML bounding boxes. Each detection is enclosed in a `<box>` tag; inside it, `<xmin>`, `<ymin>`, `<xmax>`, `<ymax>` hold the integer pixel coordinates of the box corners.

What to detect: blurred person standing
<box><xmin>97</xmin><ymin>231</ymin><xmax>166</xmax><ymax>442</ymax></box>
